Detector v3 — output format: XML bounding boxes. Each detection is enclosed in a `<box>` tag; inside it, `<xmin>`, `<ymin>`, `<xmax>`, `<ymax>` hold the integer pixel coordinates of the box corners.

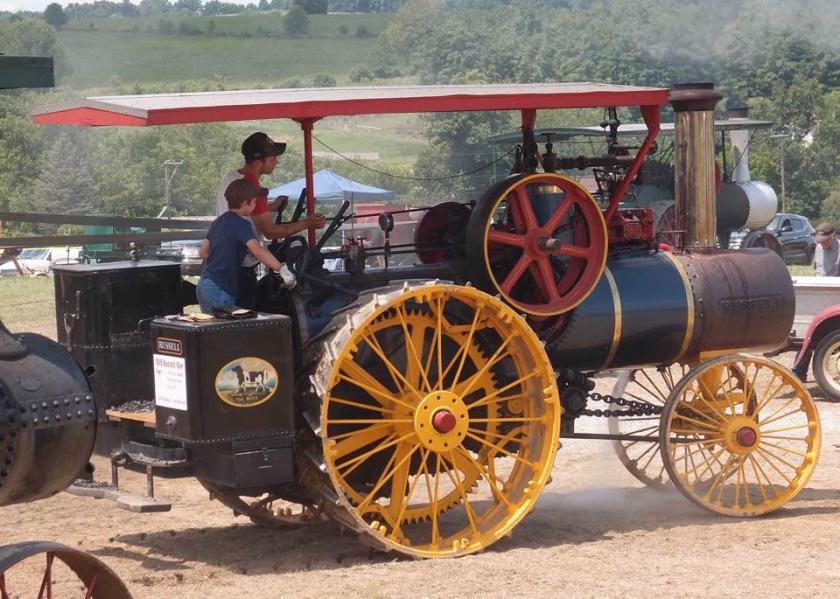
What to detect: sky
<box><xmin>1</xmin><ymin>0</ymin><xmax>253</xmax><ymax>11</ymax></box>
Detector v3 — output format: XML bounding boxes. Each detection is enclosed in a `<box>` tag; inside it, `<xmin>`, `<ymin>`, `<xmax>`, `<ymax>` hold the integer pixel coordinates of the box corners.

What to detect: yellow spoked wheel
<box><xmin>609</xmin><ymin>363</ymin><xmax>691</xmax><ymax>489</ymax></box>
<box><xmin>310</xmin><ymin>282</ymin><xmax>560</xmax><ymax>558</ymax></box>
<box><xmin>660</xmin><ymin>354</ymin><xmax>821</xmax><ymax>516</ymax></box>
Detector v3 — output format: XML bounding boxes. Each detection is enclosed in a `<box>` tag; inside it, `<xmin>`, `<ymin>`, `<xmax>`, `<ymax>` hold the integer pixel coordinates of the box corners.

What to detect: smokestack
<box><xmin>669</xmin><ymin>83</ymin><xmax>723</xmax><ymax>249</ymax></box>
<box><xmin>727</xmin><ymin>106</ymin><xmax>752</xmax><ymax>184</ymax></box>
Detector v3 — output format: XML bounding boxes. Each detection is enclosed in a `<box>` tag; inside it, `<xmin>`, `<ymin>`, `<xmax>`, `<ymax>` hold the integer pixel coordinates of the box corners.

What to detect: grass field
<box><xmin>58</xmin><ymin>30</ymin><xmax>380</xmax><ymax>89</ymax></box>
<box><xmin>233</xmin><ymin>112</ymin><xmax>428</xmax><ymax>165</ymax></box>
<box><xmin>0</xmin><ymin>277</ymin><xmax>56</xmax><ymax>339</ymax></box>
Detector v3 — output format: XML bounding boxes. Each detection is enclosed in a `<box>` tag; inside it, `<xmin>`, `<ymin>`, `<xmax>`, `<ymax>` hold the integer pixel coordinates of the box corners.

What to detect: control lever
<box><xmin>316</xmin><ymin>200</ymin><xmax>351</xmax><ymax>252</ymax></box>
<box><xmin>290</xmin><ymin>188</ymin><xmax>307</xmax><ymax>223</ymax></box>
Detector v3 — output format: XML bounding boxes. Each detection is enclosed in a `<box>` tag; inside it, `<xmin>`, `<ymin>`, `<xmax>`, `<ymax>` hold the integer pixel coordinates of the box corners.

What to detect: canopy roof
<box><xmin>32</xmin><ymin>82</ymin><xmax>668</xmax><ymax>127</ymax></box>
<box><xmin>269</xmin><ymin>169</ymin><xmax>395</xmax><ymax>203</ymax></box>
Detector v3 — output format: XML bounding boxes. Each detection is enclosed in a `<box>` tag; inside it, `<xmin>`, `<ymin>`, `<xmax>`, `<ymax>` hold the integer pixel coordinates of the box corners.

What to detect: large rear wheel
<box><xmin>301</xmin><ymin>281</ymin><xmax>560</xmax><ymax>557</ymax></box>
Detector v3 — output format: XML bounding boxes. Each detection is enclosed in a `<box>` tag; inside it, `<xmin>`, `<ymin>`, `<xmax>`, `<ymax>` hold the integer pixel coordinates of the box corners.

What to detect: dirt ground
<box><xmin>2</xmin><ymin>352</ymin><xmax>840</xmax><ymax>598</ymax></box>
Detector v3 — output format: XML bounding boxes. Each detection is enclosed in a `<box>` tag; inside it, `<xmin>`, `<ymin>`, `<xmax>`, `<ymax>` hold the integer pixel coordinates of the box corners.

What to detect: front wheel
<box><xmin>813</xmin><ymin>330</ymin><xmax>840</xmax><ymax>401</ymax></box>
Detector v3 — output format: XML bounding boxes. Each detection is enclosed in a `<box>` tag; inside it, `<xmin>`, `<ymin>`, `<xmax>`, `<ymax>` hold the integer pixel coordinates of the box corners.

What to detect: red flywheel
<box><xmin>465</xmin><ymin>173</ymin><xmax>608</xmax><ymax>316</ymax></box>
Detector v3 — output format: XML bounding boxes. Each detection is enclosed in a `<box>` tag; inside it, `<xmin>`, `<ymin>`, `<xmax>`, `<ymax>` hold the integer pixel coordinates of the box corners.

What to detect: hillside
<box><xmin>58</xmin><ymin>13</ymin><xmax>390</xmax><ymax>89</ymax></box>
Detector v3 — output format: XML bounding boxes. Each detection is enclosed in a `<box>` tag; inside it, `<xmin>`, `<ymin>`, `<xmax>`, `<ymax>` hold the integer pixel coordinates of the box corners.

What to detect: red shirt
<box><xmin>240</xmin><ymin>169</ymin><xmax>269</xmax><ymax>217</ymax></box>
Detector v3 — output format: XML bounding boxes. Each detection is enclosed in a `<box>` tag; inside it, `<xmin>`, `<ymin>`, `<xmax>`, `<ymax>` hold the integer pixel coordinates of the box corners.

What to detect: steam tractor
<box><xmin>0</xmin><ymin>82</ymin><xmax>820</xmax><ymax>561</ymax></box>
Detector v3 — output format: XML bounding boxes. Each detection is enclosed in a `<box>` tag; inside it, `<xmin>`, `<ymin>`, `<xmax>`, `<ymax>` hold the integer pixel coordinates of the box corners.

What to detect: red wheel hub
<box><xmin>736</xmin><ymin>427</ymin><xmax>757</xmax><ymax>447</ymax></box>
<box><xmin>432</xmin><ymin>410</ymin><xmax>457</xmax><ymax>434</ymax></box>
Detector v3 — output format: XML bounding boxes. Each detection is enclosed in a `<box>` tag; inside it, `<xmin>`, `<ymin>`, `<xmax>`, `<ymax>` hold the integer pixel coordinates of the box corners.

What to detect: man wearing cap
<box><xmin>216</xmin><ymin>132</ymin><xmax>326</xmax><ymax>308</ymax></box>
<box><xmin>813</xmin><ymin>222</ymin><xmax>840</xmax><ymax>276</ymax></box>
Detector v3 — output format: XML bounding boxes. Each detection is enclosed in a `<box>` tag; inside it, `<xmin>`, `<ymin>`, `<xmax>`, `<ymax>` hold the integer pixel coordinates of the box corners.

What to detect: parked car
<box><xmin>729</xmin><ymin>213</ymin><xmax>817</xmax><ymax>265</ymax></box>
<box><xmin>0</xmin><ymin>246</ymin><xmax>80</xmax><ymax>277</ymax></box>
<box><xmin>158</xmin><ymin>239</ymin><xmax>204</xmax><ymax>276</ymax></box>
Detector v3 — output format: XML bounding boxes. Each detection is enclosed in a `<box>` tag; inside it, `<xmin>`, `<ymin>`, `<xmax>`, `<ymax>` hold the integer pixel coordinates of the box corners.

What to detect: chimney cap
<box><xmin>669</xmin><ymin>83</ymin><xmax>722</xmax><ymax>113</ymax></box>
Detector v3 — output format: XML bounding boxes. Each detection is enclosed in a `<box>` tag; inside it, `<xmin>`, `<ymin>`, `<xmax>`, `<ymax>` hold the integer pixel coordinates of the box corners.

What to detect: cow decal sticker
<box><xmin>214</xmin><ymin>357</ymin><xmax>278</xmax><ymax>408</ymax></box>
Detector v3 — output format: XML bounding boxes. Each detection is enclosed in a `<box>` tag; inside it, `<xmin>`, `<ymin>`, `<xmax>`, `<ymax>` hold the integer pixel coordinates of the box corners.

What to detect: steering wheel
<box><xmin>271</xmin><ymin>235</ymin><xmax>309</xmax><ymax>276</ymax></box>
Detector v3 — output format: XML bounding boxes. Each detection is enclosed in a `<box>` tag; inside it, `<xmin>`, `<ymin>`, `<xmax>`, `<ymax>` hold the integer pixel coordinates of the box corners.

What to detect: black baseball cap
<box><xmin>241</xmin><ymin>132</ymin><xmax>286</xmax><ymax>162</ymax></box>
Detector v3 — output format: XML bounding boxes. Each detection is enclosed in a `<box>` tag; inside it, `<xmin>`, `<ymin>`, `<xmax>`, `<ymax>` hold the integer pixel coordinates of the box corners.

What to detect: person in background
<box><xmin>217</xmin><ymin>132</ymin><xmax>326</xmax><ymax>307</ymax></box>
<box><xmin>793</xmin><ymin>222</ymin><xmax>839</xmax><ymax>382</ymax></box>
<box><xmin>197</xmin><ymin>179</ymin><xmax>286</xmax><ymax>315</ymax></box>
<box><xmin>813</xmin><ymin>222</ymin><xmax>840</xmax><ymax>276</ymax></box>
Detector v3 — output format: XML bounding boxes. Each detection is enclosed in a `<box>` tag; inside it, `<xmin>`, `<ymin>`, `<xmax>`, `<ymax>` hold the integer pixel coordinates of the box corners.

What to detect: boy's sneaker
<box><xmin>276</xmin><ymin>264</ymin><xmax>297</xmax><ymax>289</ymax></box>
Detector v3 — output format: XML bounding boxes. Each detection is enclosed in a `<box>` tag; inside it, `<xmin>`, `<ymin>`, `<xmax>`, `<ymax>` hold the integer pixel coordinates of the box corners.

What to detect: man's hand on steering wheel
<box><xmin>305</xmin><ymin>213</ymin><xmax>327</xmax><ymax>229</ymax></box>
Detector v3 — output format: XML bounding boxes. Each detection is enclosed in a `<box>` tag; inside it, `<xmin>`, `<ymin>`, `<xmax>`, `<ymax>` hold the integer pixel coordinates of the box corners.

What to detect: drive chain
<box><xmin>581</xmin><ymin>391</ymin><xmax>663</xmax><ymax>418</ymax></box>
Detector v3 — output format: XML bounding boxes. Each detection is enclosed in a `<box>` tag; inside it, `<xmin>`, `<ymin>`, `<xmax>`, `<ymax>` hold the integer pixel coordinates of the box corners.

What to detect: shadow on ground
<box><xmin>106</xmin><ymin>485</ymin><xmax>840</xmax><ymax>575</ymax></box>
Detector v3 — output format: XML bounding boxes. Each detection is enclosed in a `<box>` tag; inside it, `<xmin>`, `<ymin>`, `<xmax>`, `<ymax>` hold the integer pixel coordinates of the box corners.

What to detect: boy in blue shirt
<box><xmin>197</xmin><ymin>179</ymin><xmax>287</xmax><ymax>314</ymax></box>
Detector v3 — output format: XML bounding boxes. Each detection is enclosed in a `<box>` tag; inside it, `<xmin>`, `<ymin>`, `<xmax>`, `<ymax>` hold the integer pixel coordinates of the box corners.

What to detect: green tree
<box><xmin>283</xmin><ymin>6</ymin><xmax>310</xmax><ymax>36</ymax></box>
<box><xmin>0</xmin><ymin>18</ymin><xmax>68</xmax><ymax>80</ymax></box>
<box><xmin>259</xmin><ymin>0</ymin><xmax>270</xmax><ymax>9</ymax></box>
<box><xmin>173</xmin><ymin>0</ymin><xmax>202</xmax><ymax>12</ymax></box>
<box><xmin>31</xmin><ymin>132</ymin><xmax>101</xmax><ymax>227</ymax></box>
<box><xmin>138</xmin><ymin>0</ymin><xmax>173</xmax><ymax>17</ymax></box>
<box><xmin>313</xmin><ymin>73</ymin><xmax>336</xmax><ymax>87</ymax></box>
<box><xmin>43</xmin><ymin>3</ymin><xmax>68</xmax><ymax>29</ymax></box>
<box><xmin>293</xmin><ymin>0</ymin><xmax>328</xmax><ymax>14</ymax></box>
<box><xmin>0</xmin><ymin>94</ymin><xmax>48</xmax><ymax>234</ymax></box>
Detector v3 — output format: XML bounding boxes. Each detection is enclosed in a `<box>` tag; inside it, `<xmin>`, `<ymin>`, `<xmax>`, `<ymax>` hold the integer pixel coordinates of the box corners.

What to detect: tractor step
<box><xmin>65</xmin><ymin>481</ymin><xmax>171</xmax><ymax>512</ymax></box>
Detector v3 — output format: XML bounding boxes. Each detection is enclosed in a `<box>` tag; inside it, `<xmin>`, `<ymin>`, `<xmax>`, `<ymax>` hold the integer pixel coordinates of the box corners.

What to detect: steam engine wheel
<box><xmin>660</xmin><ymin>354</ymin><xmax>821</xmax><ymax>516</ymax></box>
<box><xmin>0</xmin><ymin>542</ymin><xmax>131</xmax><ymax>599</ymax></box>
<box><xmin>609</xmin><ymin>363</ymin><xmax>691</xmax><ymax>489</ymax></box>
<box><xmin>300</xmin><ymin>281</ymin><xmax>560</xmax><ymax>558</ymax></box>
<box><xmin>465</xmin><ymin>173</ymin><xmax>608</xmax><ymax>316</ymax></box>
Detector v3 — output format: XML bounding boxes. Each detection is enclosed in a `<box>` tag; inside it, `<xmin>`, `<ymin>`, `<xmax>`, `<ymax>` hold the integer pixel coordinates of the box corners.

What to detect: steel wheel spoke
<box><xmin>465</xmin><ymin>431</ymin><xmax>536</xmax><ymax>467</ymax></box>
<box><xmin>759</xmin><ymin>441</ymin><xmax>808</xmax><ymax>458</ymax></box>
<box><xmin>453</xmin><ymin>447</ymin><xmax>513</xmax><ymax>509</ymax></box>
<box><xmin>465</xmin><ymin>372</ymin><xmax>539</xmax><ymax>410</ymax></box>
<box><xmin>760</xmin><ymin>423</ymin><xmax>810</xmax><ymax>434</ymax></box>
<box><xmin>396</xmin><ymin>305</ymin><xmax>432</xmax><ymax>393</ymax></box>
<box><xmin>357</xmin><ymin>444</ymin><xmax>417</xmax><ymax>514</ymax></box>
<box><xmin>338</xmin><ymin>362</ymin><xmax>415</xmax><ymax>410</ymax></box>
<box><xmin>488</xmin><ymin>229</ymin><xmax>526</xmax><ymax>247</ymax></box>
<box><xmin>536</xmin><ymin>257</ymin><xmax>561</xmax><ymax>303</ymax></box>
<box><xmin>363</xmin><ymin>329</ymin><xmax>424</xmax><ymax>401</ymax></box>
<box><xmin>513</xmin><ymin>186</ymin><xmax>539</xmax><ymax>229</ymax></box>
<box><xmin>451</xmin><ymin>305</ymin><xmax>482</xmax><ymax>389</ymax></box>
<box><xmin>455</xmin><ymin>336</ymin><xmax>514</xmax><ymax>398</ymax></box>
<box><xmin>749</xmin><ymin>374</ymin><xmax>785</xmax><ymax>417</ymax></box>
<box><xmin>544</xmin><ymin>197</ymin><xmax>575</xmax><ymax>232</ymax></box>
<box><xmin>329</xmin><ymin>396</ymin><xmax>393</xmax><ymax>414</ymax></box>
<box><xmin>331</xmin><ymin>426</ymin><xmax>393</xmax><ymax>460</ymax></box>
<box><xmin>439</xmin><ymin>453</ymin><xmax>479</xmax><ymax>535</ymax></box>
<box><xmin>501</xmin><ymin>254</ymin><xmax>531</xmax><ymax>295</ymax></box>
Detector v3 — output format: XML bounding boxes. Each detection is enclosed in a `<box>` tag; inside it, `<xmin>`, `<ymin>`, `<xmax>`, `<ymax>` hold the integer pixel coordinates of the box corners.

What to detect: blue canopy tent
<box><xmin>268</xmin><ymin>169</ymin><xmax>395</xmax><ymax>204</ymax></box>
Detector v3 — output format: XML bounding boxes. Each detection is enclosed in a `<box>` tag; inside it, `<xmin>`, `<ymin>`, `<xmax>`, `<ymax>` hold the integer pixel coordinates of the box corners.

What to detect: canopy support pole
<box><xmin>603</xmin><ymin>104</ymin><xmax>660</xmax><ymax>223</ymax></box>
<box><xmin>298</xmin><ymin>118</ymin><xmax>320</xmax><ymax>246</ymax></box>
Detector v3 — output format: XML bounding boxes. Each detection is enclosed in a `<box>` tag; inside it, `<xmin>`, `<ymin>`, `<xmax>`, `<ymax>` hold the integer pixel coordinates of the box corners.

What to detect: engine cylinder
<box><xmin>547</xmin><ymin>248</ymin><xmax>794</xmax><ymax>371</ymax></box>
<box><xmin>0</xmin><ymin>325</ymin><xmax>95</xmax><ymax>507</ymax></box>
